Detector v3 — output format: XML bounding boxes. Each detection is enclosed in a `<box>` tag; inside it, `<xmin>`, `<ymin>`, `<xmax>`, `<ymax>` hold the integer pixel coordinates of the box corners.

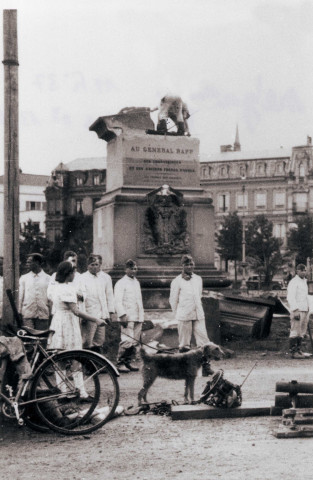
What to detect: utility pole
<box><xmin>1</xmin><ymin>10</ymin><xmax>19</xmax><ymax>332</ymax></box>
<box><xmin>240</xmin><ymin>179</ymin><xmax>248</xmax><ymax>293</ymax></box>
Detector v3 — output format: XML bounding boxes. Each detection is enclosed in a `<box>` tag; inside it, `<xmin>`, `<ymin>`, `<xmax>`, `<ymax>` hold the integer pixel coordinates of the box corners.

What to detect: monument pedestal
<box><xmin>90</xmin><ymin>122</ymin><xmax>230</xmax><ymax>308</ymax></box>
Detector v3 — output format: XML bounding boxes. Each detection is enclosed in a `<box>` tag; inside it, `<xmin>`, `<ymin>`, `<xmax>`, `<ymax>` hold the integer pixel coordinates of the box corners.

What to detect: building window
<box><xmin>299</xmin><ymin>163</ymin><xmax>305</xmax><ymax>178</ymax></box>
<box><xmin>276</xmin><ymin>163</ymin><xmax>283</xmax><ymax>174</ymax></box>
<box><xmin>55</xmin><ymin>199</ymin><xmax>61</xmax><ymax>214</ymax></box>
<box><xmin>239</xmin><ymin>166</ymin><xmax>246</xmax><ymax>177</ymax></box>
<box><xmin>41</xmin><ymin>202</ymin><xmax>47</xmax><ymax>211</ymax></box>
<box><xmin>47</xmin><ymin>200</ymin><xmax>55</xmax><ymax>215</ymax></box>
<box><xmin>201</xmin><ymin>166</ymin><xmax>211</xmax><ymax>179</ymax></box>
<box><xmin>274</xmin><ymin>191</ymin><xmax>286</xmax><ymax>208</ymax></box>
<box><xmin>218</xmin><ymin>193</ymin><xmax>229</xmax><ymax>212</ymax></box>
<box><xmin>202</xmin><ymin>167</ymin><xmax>212</xmax><ymax>178</ymax></box>
<box><xmin>76</xmin><ymin>177</ymin><xmax>83</xmax><ymax>186</ymax></box>
<box><xmin>237</xmin><ymin>191</ymin><xmax>247</xmax><ymax>210</ymax></box>
<box><xmin>257</xmin><ymin>163</ymin><xmax>265</xmax><ymax>175</ymax></box>
<box><xmin>93</xmin><ymin>174</ymin><xmax>100</xmax><ymax>185</ymax></box>
<box><xmin>293</xmin><ymin>192</ymin><xmax>308</xmax><ymax>213</ymax></box>
<box><xmin>76</xmin><ymin>199</ymin><xmax>83</xmax><ymax>214</ymax></box>
<box><xmin>26</xmin><ymin>201</ymin><xmax>44</xmax><ymax>211</ymax></box>
<box><xmin>255</xmin><ymin>192</ymin><xmax>266</xmax><ymax>209</ymax></box>
<box><xmin>274</xmin><ymin>223</ymin><xmax>286</xmax><ymax>239</ymax></box>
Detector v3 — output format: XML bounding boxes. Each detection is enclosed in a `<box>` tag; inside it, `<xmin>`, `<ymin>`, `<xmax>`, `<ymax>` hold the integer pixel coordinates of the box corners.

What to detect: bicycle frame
<box><xmin>0</xmin><ymin>332</ymin><xmax>119</xmax><ymax>427</ymax></box>
<box><xmin>0</xmin><ymin>333</ymin><xmax>78</xmax><ymax>424</ymax></box>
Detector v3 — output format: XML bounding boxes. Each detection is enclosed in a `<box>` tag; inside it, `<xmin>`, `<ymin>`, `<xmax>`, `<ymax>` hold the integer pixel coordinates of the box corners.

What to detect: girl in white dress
<box><xmin>49</xmin><ymin>261</ymin><xmax>106</xmax><ymax>350</ymax></box>
<box><xmin>48</xmin><ymin>261</ymin><xmax>106</xmax><ymax>402</ymax></box>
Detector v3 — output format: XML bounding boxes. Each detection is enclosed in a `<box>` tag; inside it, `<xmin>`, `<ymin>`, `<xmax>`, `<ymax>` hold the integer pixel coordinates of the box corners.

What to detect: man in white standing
<box><xmin>169</xmin><ymin>254</ymin><xmax>209</xmax><ymax>352</ymax></box>
<box><xmin>80</xmin><ymin>254</ymin><xmax>114</xmax><ymax>353</ymax></box>
<box><xmin>114</xmin><ymin>259</ymin><xmax>144</xmax><ymax>373</ymax></box>
<box><xmin>19</xmin><ymin>253</ymin><xmax>51</xmax><ymax>330</ymax></box>
<box><xmin>287</xmin><ymin>263</ymin><xmax>311</xmax><ymax>358</ymax></box>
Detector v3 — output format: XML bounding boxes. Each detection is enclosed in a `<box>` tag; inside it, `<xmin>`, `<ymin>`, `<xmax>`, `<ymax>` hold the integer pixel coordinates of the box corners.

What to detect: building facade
<box><xmin>44</xmin><ymin>136</ymin><xmax>313</xmax><ymax>266</ymax></box>
<box><xmin>45</xmin><ymin>157</ymin><xmax>106</xmax><ymax>244</ymax></box>
<box><xmin>200</xmin><ymin>136</ymin><xmax>313</xmax><ymax>249</ymax></box>
<box><xmin>0</xmin><ymin>173</ymin><xmax>49</xmax><ymax>257</ymax></box>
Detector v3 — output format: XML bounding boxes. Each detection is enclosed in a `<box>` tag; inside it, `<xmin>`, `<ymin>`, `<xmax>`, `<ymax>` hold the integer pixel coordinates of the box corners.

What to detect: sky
<box><xmin>0</xmin><ymin>0</ymin><xmax>313</xmax><ymax>176</ymax></box>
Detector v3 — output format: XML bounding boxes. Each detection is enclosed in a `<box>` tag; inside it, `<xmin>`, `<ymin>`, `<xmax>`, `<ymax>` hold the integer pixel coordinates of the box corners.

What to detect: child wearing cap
<box><xmin>169</xmin><ymin>254</ymin><xmax>209</xmax><ymax>351</ymax></box>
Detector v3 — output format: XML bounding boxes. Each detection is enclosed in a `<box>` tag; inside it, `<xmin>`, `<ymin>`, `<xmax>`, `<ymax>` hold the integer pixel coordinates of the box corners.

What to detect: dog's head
<box><xmin>202</xmin><ymin>342</ymin><xmax>224</xmax><ymax>361</ymax></box>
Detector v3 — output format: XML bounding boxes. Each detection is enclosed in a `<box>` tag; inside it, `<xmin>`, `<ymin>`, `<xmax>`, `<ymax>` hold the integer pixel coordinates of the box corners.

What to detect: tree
<box><xmin>216</xmin><ymin>212</ymin><xmax>242</xmax><ymax>283</ymax></box>
<box><xmin>245</xmin><ymin>214</ymin><xmax>283</xmax><ymax>285</ymax></box>
<box><xmin>287</xmin><ymin>215</ymin><xmax>313</xmax><ymax>265</ymax></box>
<box><xmin>36</xmin><ymin>214</ymin><xmax>94</xmax><ymax>274</ymax></box>
<box><xmin>62</xmin><ymin>214</ymin><xmax>93</xmax><ymax>257</ymax></box>
<box><xmin>20</xmin><ymin>220</ymin><xmax>52</xmax><ymax>272</ymax></box>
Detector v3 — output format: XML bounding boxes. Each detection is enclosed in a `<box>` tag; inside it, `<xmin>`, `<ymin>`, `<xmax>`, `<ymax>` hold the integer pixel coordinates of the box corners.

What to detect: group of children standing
<box><xmin>18</xmin><ymin>251</ymin><xmax>213</xmax><ymax>373</ymax></box>
<box><xmin>18</xmin><ymin>251</ymin><xmax>144</xmax><ymax>373</ymax></box>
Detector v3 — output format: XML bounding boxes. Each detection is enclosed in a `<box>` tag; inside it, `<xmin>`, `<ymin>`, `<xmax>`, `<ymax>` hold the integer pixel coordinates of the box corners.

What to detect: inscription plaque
<box><xmin>106</xmin><ymin>134</ymin><xmax>200</xmax><ymax>190</ymax></box>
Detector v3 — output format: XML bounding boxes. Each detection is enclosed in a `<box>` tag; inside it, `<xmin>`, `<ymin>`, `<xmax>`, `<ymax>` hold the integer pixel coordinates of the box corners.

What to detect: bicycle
<box><xmin>0</xmin><ymin>326</ymin><xmax>120</xmax><ymax>435</ymax></box>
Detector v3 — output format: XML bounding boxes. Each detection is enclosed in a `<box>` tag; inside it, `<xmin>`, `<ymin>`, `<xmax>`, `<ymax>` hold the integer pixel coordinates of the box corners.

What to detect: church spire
<box><xmin>234</xmin><ymin>124</ymin><xmax>241</xmax><ymax>151</ymax></box>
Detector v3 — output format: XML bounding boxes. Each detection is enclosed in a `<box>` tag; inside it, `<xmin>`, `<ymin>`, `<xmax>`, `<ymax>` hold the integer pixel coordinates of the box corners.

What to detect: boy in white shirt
<box><xmin>114</xmin><ymin>259</ymin><xmax>144</xmax><ymax>373</ymax></box>
<box><xmin>19</xmin><ymin>253</ymin><xmax>51</xmax><ymax>330</ymax></box>
<box><xmin>80</xmin><ymin>255</ymin><xmax>114</xmax><ymax>352</ymax></box>
<box><xmin>287</xmin><ymin>263</ymin><xmax>311</xmax><ymax>358</ymax></box>
<box><xmin>170</xmin><ymin>254</ymin><xmax>209</xmax><ymax>352</ymax></box>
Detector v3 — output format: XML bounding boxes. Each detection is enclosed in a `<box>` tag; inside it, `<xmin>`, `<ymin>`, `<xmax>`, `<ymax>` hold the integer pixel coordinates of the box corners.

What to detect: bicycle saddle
<box><xmin>18</xmin><ymin>326</ymin><xmax>55</xmax><ymax>338</ymax></box>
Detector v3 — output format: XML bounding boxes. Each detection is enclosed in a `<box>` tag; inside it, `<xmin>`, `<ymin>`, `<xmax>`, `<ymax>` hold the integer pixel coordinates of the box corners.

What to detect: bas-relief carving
<box><xmin>142</xmin><ymin>185</ymin><xmax>190</xmax><ymax>255</ymax></box>
<box><xmin>201</xmin><ymin>157</ymin><xmax>292</xmax><ymax>181</ymax></box>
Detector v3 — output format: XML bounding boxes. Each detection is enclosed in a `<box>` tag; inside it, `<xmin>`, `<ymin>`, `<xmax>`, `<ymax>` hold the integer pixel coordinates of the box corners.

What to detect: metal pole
<box><xmin>1</xmin><ymin>10</ymin><xmax>19</xmax><ymax>332</ymax></box>
<box><xmin>240</xmin><ymin>182</ymin><xmax>247</xmax><ymax>292</ymax></box>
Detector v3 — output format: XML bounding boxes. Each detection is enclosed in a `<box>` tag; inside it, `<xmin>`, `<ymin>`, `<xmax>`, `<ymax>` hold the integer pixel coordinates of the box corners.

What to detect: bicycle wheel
<box><xmin>29</xmin><ymin>350</ymin><xmax>120</xmax><ymax>435</ymax></box>
<box><xmin>23</xmin><ymin>403</ymin><xmax>50</xmax><ymax>433</ymax></box>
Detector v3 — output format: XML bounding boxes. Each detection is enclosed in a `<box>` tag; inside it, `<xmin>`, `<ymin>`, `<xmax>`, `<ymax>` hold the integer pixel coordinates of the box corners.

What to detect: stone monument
<box><xmin>89</xmin><ymin>107</ymin><xmax>230</xmax><ymax>308</ymax></box>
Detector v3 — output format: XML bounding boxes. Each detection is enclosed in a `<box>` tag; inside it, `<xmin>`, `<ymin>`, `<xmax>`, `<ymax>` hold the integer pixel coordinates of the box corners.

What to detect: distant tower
<box><xmin>234</xmin><ymin>125</ymin><xmax>241</xmax><ymax>152</ymax></box>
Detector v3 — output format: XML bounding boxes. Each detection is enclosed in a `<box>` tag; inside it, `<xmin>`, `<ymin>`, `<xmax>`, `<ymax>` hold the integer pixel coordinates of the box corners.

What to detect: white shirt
<box><xmin>169</xmin><ymin>273</ymin><xmax>204</xmax><ymax>322</ymax></box>
<box><xmin>287</xmin><ymin>275</ymin><xmax>309</xmax><ymax>312</ymax></box>
<box><xmin>97</xmin><ymin>270</ymin><xmax>115</xmax><ymax>313</ymax></box>
<box><xmin>80</xmin><ymin>270</ymin><xmax>114</xmax><ymax>319</ymax></box>
<box><xmin>48</xmin><ymin>271</ymin><xmax>86</xmax><ymax>314</ymax></box>
<box><xmin>19</xmin><ymin>270</ymin><xmax>51</xmax><ymax>319</ymax></box>
<box><xmin>114</xmin><ymin>275</ymin><xmax>144</xmax><ymax>323</ymax></box>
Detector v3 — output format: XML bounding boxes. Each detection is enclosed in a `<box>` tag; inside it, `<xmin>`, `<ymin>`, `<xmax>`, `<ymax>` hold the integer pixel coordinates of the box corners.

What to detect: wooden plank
<box><xmin>294</xmin><ymin>415</ymin><xmax>313</xmax><ymax>425</ymax></box>
<box><xmin>283</xmin><ymin>407</ymin><xmax>313</xmax><ymax>415</ymax></box>
<box><xmin>273</xmin><ymin>425</ymin><xmax>313</xmax><ymax>438</ymax></box>
<box><xmin>171</xmin><ymin>401</ymin><xmax>271</xmax><ymax>421</ymax></box>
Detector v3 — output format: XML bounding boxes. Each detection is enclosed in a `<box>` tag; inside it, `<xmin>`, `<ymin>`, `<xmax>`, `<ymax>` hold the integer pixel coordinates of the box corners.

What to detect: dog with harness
<box><xmin>138</xmin><ymin>341</ymin><xmax>224</xmax><ymax>405</ymax></box>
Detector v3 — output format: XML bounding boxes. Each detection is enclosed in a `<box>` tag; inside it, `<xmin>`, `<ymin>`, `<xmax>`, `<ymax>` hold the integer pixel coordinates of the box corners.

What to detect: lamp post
<box><xmin>240</xmin><ymin>179</ymin><xmax>248</xmax><ymax>292</ymax></box>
